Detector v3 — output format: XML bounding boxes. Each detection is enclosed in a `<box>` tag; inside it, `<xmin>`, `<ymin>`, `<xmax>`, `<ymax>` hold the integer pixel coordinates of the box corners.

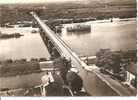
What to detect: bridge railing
<box><xmin>30</xmin><ymin>11</ymin><xmax>88</xmax><ymax>68</ymax></box>
<box><xmin>30</xmin><ymin>12</ymin><xmax>136</xmax><ymax>96</ymax></box>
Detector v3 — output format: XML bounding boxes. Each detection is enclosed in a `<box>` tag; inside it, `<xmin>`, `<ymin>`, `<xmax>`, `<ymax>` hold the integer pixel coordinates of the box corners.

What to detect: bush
<box><xmin>66</xmin><ymin>71</ymin><xmax>83</xmax><ymax>92</ymax></box>
<box><xmin>0</xmin><ymin>61</ymin><xmax>40</xmax><ymax>77</ymax></box>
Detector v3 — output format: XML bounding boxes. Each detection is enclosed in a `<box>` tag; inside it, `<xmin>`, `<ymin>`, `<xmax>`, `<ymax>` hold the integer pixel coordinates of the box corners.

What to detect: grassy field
<box><xmin>0</xmin><ymin>0</ymin><xmax>136</xmax><ymax>25</ymax></box>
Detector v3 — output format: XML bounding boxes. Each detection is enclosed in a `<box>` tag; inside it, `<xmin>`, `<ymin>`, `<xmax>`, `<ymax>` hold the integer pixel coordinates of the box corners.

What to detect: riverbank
<box><xmin>0</xmin><ymin>0</ymin><xmax>136</xmax><ymax>26</ymax></box>
<box><xmin>0</xmin><ymin>61</ymin><xmax>41</xmax><ymax>77</ymax></box>
<box><xmin>0</xmin><ymin>72</ymin><xmax>46</xmax><ymax>90</ymax></box>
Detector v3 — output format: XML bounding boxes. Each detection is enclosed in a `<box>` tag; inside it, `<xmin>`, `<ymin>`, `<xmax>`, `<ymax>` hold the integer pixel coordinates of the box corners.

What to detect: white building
<box><xmin>125</xmin><ymin>63</ymin><xmax>137</xmax><ymax>88</ymax></box>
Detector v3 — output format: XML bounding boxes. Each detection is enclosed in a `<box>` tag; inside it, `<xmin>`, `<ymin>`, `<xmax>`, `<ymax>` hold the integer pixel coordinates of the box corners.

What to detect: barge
<box><xmin>66</xmin><ymin>24</ymin><xmax>91</xmax><ymax>32</ymax></box>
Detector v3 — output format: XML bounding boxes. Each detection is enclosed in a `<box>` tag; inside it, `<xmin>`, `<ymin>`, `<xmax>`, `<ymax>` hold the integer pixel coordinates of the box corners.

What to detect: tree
<box><xmin>53</xmin><ymin>57</ymin><xmax>72</xmax><ymax>84</ymax></box>
<box><xmin>66</xmin><ymin>71</ymin><xmax>83</xmax><ymax>93</ymax></box>
<box><xmin>96</xmin><ymin>49</ymin><xmax>123</xmax><ymax>73</ymax></box>
<box><xmin>45</xmin><ymin>82</ymin><xmax>64</xmax><ymax>96</ymax></box>
<box><xmin>111</xmin><ymin>53</ymin><xmax>122</xmax><ymax>73</ymax></box>
<box><xmin>96</xmin><ymin>49</ymin><xmax>113</xmax><ymax>70</ymax></box>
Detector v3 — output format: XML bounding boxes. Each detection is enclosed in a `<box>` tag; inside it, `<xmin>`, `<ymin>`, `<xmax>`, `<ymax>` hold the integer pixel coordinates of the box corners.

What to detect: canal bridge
<box><xmin>31</xmin><ymin>12</ymin><xmax>136</xmax><ymax>96</ymax></box>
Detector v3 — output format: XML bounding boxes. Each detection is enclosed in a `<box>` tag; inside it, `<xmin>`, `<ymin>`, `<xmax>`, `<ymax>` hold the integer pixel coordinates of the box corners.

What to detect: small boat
<box><xmin>31</xmin><ymin>30</ymin><xmax>37</xmax><ymax>34</ymax></box>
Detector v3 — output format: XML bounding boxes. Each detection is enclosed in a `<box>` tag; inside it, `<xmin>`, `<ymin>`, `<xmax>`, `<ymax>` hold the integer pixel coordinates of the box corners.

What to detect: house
<box><xmin>40</xmin><ymin>72</ymin><xmax>65</xmax><ymax>96</ymax></box>
<box><xmin>125</xmin><ymin>62</ymin><xmax>137</xmax><ymax>88</ymax></box>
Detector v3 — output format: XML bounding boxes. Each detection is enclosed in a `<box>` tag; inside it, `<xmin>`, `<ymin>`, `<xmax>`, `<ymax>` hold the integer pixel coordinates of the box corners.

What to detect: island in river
<box><xmin>0</xmin><ymin>32</ymin><xmax>23</xmax><ymax>39</ymax></box>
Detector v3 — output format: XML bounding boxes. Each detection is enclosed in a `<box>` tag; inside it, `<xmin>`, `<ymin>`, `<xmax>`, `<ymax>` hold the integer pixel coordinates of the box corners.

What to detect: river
<box><xmin>0</xmin><ymin>18</ymin><xmax>136</xmax><ymax>60</ymax></box>
<box><xmin>61</xmin><ymin>18</ymin><xmax>136</xmax><ymax>56</ymax></box>
<box><xmin>0</xmin><ymin>27</ymin><xmax>50</xmax><ymax>61</ymax></box>
<box><xmin>0</xmin><ymin>18</ymin><xmax>136</xmax><ymax>89</ymax></box>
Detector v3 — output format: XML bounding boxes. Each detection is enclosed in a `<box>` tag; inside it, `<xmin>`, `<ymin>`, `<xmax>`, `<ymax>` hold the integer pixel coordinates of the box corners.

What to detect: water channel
<box><xmin>0</xmin><ymin>18</ymin><xmax>136</xmax><ymax>89</ymax></box>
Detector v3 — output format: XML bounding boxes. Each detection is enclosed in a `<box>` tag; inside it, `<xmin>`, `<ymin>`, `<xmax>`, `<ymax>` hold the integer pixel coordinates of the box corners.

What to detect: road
<box><xmin>31</xmin><ymin>12</ymin><xmax>136</xmax><ymax>96</ymax></box>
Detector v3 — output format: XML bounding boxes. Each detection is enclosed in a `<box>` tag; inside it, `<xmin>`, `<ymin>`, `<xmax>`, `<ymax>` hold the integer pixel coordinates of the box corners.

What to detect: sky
<box><xmin>0</xmin><ymin>0</ymin><xmax>83</xmax><ymax>4</ymax></box>
<box><xmin>0</xmin><ymin>0</ymin><xmax>135</xmax><ymax>4</ymax></box>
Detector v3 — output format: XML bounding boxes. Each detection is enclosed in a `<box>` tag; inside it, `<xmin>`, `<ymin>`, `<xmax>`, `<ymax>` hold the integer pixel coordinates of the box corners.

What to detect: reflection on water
<box><xmin>66</xmin><ymin>31</ymin><xmax>91</xmax><ymax>36</ymax></box>
<box><xmin>0</xmin><ymin>27</ymin><xmax>50</xmax><ymax>61</ymax></box>
<box><xmin>61</xmin><ymin>18</ymin><xmax>137</xmax><ymax>56</ymax></box>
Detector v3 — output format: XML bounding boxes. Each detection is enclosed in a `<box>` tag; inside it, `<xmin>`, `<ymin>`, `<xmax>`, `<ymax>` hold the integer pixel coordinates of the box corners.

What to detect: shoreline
<box><xmin>0</xmin><ymin>69</ymin><xmax>42</xmax><ymax>78</ymax></box>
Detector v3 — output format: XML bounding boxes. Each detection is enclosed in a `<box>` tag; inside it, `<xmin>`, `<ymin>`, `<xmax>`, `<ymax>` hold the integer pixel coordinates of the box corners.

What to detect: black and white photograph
<box><xmin>0</xmin><ymin>0</ymin><xmax>137</xmax><ymax>96</ymax></box>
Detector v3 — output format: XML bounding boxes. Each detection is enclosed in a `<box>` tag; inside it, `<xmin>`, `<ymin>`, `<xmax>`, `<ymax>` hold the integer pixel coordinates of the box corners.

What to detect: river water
<box><xmin>0</xmin><ymin>18</ymin><xmax>136</xmax><ymax>89</ymax></box>
<box><xmin>0</xmin><ymin>18</ymin><xmax>136</xmax><ymax>60</ymax></box>
<box><xmin>0</xmin><ymin>27</ymin><xmax>50</xmax><ymax>61</ymax></box>
<box><xmin>61</xmin><ymin>18</ymin><xmax>137</xmax><ymax>56</ymax></box>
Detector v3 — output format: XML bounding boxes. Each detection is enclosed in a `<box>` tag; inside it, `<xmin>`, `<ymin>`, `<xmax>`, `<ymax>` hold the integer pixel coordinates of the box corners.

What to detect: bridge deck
<box><xmin>31</xmin><ymin>12</ymin><xmax>136</xmax><ymax>96</ymax></box>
